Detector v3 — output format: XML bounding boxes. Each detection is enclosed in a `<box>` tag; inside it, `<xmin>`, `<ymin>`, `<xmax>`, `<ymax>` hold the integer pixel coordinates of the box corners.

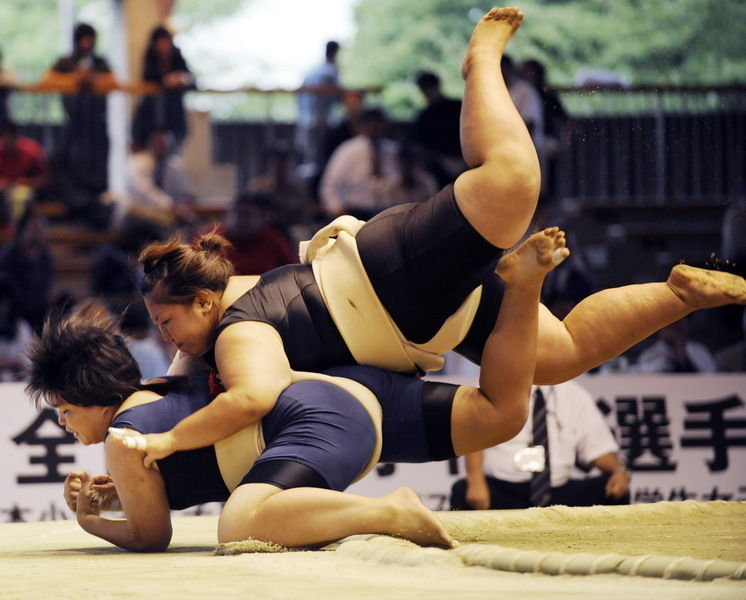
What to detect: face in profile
<box><xmin>53</xmin><ymin>397</ymin><xmax>113</xmax><ymax>445</ymax></box>
<box><xmin>144</xmin><ymin>294</ymin><xmax>217</xmax><ymax>357</ymax></box>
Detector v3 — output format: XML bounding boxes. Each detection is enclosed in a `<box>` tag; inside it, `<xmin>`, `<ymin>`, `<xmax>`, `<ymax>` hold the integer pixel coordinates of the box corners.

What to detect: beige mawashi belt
<box><xmin>302</xmin><ymin>216</ymin><xmax>482</xmax><ymax>374</ymax></box>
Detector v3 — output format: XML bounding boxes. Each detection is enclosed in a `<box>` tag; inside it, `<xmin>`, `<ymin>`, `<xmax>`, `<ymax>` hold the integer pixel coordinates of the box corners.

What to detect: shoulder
<box><xmin>221</xmin><ymin>275</ymin><xmax>260</xmax><ymax>309</ymax></box>
<box><xmin>117</xmin><ymin>389</ymin><xmax>162</xmax><ymax>414</ymax></box>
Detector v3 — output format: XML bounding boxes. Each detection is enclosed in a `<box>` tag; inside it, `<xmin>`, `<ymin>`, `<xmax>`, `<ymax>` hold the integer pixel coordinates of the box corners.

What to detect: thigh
<box><xmin>356</xmin><ymin>184</ymin><xmax>502</xmax><ymax>343</ymax></box>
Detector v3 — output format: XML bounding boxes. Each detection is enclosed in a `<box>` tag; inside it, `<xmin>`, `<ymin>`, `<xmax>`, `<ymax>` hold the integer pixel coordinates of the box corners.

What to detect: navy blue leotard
<box><xmin>110</xmin><ymin>367</ymin><xmax>458</xmax><ymax>510</ymax></box>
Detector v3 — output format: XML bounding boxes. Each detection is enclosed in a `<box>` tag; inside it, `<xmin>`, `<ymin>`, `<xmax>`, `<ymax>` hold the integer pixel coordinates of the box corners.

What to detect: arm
<box><xmin>592</xmin><ymin>452</ymin><xmax>631</xmax><ymax>499</ymax></box>
<box><xmin>75</xmin><ymin>437</ymin><xmax>172</xmax><ymax>552</ymax></box>
<box><xmin>464</xmin><ymin>451</ymin><xmax>491</xmax><ymax>510</ymax></box>
<box><xmin>131</xmin><ymin>322</ymin><xmax>293</xmax><ymax>468</ymax></box>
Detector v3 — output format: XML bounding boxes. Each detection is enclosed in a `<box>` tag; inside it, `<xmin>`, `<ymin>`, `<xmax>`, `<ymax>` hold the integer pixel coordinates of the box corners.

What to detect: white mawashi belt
<box><xmin>301</xmin><ymin>216</ymin><xmax>482</xmax><ymax>374</ymax></box>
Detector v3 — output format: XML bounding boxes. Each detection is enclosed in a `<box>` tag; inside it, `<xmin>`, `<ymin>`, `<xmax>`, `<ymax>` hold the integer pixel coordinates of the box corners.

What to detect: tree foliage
<box><xmin>343</xmin><ymin>0</ymin><xmax>746</xmax><ymax>117</ymax></box>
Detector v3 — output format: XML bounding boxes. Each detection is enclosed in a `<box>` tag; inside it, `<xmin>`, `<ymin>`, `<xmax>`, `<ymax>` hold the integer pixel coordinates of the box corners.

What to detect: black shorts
<box><xmin>356</xmin><ymin>184</ymin><xmax>505</xmax><ymax>364</ymax></box>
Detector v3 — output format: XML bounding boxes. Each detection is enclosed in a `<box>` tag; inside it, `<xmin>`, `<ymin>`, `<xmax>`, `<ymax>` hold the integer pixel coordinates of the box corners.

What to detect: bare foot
<box><xmin>496</xmin><ymin>227</ymin><xmax>570</xmax><ymax>285</ymax></box>
<box><xmin>385</xmin><ymin>488</ymin><xmax>454</xmax><ymax>548</ymax></box>
<box><xmin>462</xmin><ymin>7</ymin><xmax>524</xmax><ymax>79</ymax></box>
<box><xmin>667</xmin><ymin>264</ymin><xmax>746</xmax><ymax>309</ymax></box>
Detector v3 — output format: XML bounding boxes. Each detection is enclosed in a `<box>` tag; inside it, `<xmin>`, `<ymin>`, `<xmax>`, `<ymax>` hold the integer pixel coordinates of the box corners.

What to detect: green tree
<box><xmin>344</xmin><ymin>0</ymin><xmax>746</xmax><ymax>118</ymax></box>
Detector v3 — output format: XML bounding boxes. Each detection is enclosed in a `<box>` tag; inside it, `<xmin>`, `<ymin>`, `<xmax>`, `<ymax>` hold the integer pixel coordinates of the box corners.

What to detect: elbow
<box><xmin>124</xmin><ymin>525</ymin><xmax>172</xmax><ymax>553</ymax></box>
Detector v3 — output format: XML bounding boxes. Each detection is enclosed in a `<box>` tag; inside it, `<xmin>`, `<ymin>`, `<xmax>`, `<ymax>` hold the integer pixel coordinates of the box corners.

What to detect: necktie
<box><xmin>529</xmin><ymin>387</ymin><xmax>552</xmax><ymax>507</ymax></box>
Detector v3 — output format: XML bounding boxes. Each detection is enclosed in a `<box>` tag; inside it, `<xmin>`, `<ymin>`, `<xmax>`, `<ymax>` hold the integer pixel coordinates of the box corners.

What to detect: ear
<box><xmin>193</xmin><ymin>291</ymin><xmax>214</xmax><ymax>313</ymax></box>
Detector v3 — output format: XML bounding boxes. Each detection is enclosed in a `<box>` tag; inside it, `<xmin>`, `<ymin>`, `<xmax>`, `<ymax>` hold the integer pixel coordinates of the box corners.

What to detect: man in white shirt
<box><xmin>320</xmin><ymin>107</ymin><xmax>400</xmax><ymax>220</ymax></box>
<box><xmin>451</xmin><ymin>379</ymin><xmax>631</xmax><ymax>509</ymax></box>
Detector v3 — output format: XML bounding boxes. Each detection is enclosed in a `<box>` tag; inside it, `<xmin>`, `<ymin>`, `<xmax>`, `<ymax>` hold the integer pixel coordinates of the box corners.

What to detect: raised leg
<box><xmin>534</xmin><ymin>265</ymin><xmax>746</xmax><ymax>383</ymax></box>
<box><xmin>451</xmin><ymin>228</ymin><xmax>569</xmax><ymax>455</ymax></box>
<box><xmin>454</xmin><ymin>7</ymin><xmax>540</xmax><ymax>250</ymax></box>
<box><xmin>218</xmin><ymin>483</ymin><xmax>454</xmax><ymax>548</ymax></box>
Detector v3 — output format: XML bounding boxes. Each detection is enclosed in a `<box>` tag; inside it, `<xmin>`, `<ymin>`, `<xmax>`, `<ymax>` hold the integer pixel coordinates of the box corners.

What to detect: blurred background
<box><xmin>0</xmin><ymin>0</ymin><xmax>743</xmax><ymax>520</ymax></box>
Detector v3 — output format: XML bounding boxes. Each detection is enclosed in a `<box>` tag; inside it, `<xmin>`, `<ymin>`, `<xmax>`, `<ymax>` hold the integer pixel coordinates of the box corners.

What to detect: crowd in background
<box><xmin>0</xmin><ymin>22</ymin><xmax>743</xmax><ymax>383</ymax></box>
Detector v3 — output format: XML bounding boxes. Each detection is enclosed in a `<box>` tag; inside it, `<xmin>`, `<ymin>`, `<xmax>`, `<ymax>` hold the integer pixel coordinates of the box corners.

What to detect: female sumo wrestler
<box><xmin>27</xmin><ymin>227</ymin><xmax>565</xmax><ymax>551</ymax></box>
<box><xmin>131</xmin><ymin>6</ymin><xmax>746</xmax><ymax>470</ymax></box>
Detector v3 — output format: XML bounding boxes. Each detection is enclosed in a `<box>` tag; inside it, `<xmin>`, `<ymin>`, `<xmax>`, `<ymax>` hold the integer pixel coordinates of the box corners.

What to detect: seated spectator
<box><xmin>0</xmin><ymin>119</ymin><xmax>48</xmax><ymax>218</ymax></box>
<box><xmin>117</xmin><ymin>129</ymin><xmax>196</xmax><ymax>253</ymax></box>
<box><xmin>635</xmin><ymin>317</ymin><xmax>716</xmax><ymax>373</ymax></box>
<box><xmin>120</xmin><ymin>299</ymin><xmax>172</xmax><ymax>381</ymax></box>
<box><xmin>0</xmin><ymin>46</ymin><xmax>16</xmax><ymax>125</ymax></box>
<box><xmin>246</xmin><ymin>142</ymin><xmax>310</xmax><ymax>229</ymax></box>
<box><xmin>451</xmin><ymin>380</ymin><xmax>631</xmax><ymax>510</ymax></box>
<box><xmin>90</xmin><ymin>242</ymin><xmax>138</xmax><ymax>301</ymax></box>
<box><xmin>320</xmin><ymin>108</ymin><xmax>400</xmax><ymax>220</ymax></box>
<box><xmin>0</xmin><ymin>274</ymin><xmax>33</xmax><ymax>381</ymax></box>
<box><xmin>715</xmin><ymin>309</ymin><xmax>745</xmax><ymax>372</ymax></box>
<box><xmin>385</xmin><ymin>144</ymin><xmax>438</xmax><ymax>206</ymax></box>
<box><xmin>0</xmin><ymin>203</ymin><xmax>53</xmax><ymax>333</ymax></box>
<box><xmin>412</xmin><ymin>70</ymin><xmax>465</xmax><ymax>188</ymax></box>
<box><xmin>213</xmin><ymin>191</ymin><xmax>297</xmax><ymax>275</ymax></box>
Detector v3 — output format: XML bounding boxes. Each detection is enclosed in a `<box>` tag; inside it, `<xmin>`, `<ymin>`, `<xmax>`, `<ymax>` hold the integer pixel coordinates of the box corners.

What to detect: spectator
<box><xmin>120</xmin><ymin>299</ymin><xmax>171</xmax><ymax>381</ymax></box>
<box><xmin>320</xmin><ymin>107</ymin><xmax>400</xmax><ymax>220</ymax></box>
<box><xmin>213</xmin><ymin>191</ymin><xmax>297</xmax><ymax>275</ymax></box>
<box><xmin>502</xmin><ymin>55</ymin><xmax>544</xmax><ymax>155</ymax></box>
<box><xmin>118</xmin><ymin>129</ymin><xmax>196</xmax><ymax>254</ymax></box>
<box><xmin>715</xmin><ymin>309</ymin><xmax>745</xmax><ymax>372</ymax></box>
<box><xmin>0</xmin><ymin>46</ymin><xmax>16</xmax><ymax>126</ymax></box>
<box><xmin>451</xmin><ymin>380</ymin><xmax>631</xmax><ymax>510</ymax></box>
<box><xmin>246</xmin><ymin>142</ymin><xmax>310</xmax><ymax>230</ymax></box>
<box><xmin>132</xmin><ymin>26</ymin><xmax>195</xmax><ymax>150</ymax></box>
<box><xmin>635</xmin><ymin>317</ymin><xmax>716</xmax><ymax>373</ymax></box>
<box><xmin>541</xmin><ymin>230</ymin><xmax>596</xmax><ymax>318</ymax></box>
<box><xmin>296</xmin><ymin>41</ymin><xmax>342</xmax><ymax>172</ymax></box>
<box><xmin>310</xmin><ymin>89</ymin><xmax>366</xmax><ymax>206</ymax></box>
<box><xmin>0</xmin><ymin>274</ymin><xmax>33</xmax><ymax>381</ymax></box>
<box><xmin>41</xmin><ymin>23</ymin><xmax>117</xmax><ymax>227</ymax></box>
<box><xmin>521</xmin><ymin>58</ymin><xmax>572</xmax><ymax>210</ymax></box>
<box><xmin>90</xmin><ymin>242</ymin><xmax>138</xmax><ymax>301</ymax></box>
<box><xmin>0</xmin><ymin>203</ymin><xmax>54</xmax><ymax>333</ymax></box>
<box><xmin>721</xmin><ymin>200</ymin><xmax>746</xmax><ymax>278</ymax></box>
<box><xmin>0</xmin><ymin>119</ymin><xmax>48</xmax><ymax>218</ymax></box>
<box><xmin>412</xmin><ymin>70</ymin><xmax>465</xmax><ymax>188</ymax></box>
<box><xmin>385</xmin><ymin>144</ymin><xmax>438</xmax><ymax>206</ymax></box>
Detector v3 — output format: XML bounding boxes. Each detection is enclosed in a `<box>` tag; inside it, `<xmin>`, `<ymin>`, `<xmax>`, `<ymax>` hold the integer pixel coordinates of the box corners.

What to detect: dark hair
<box><xmin>522</xmin><ymin>58</ymin><xmax>547</xmax><ymax>87</ymax></box>
<box><xmin>138</xmin><ymin>232</ymin><xmax>234</xmax><ymax>304</ymax></box>
<box><xmin>26</xmin><ymin>306</ymin><xmax>142</xmax><ymax>409</ymax></box>
<box><xmin>325</xmin><ymin>41</ymin><xmax>340</xmax><ymax>60</ymax></box>
<box><xmin>415</xmin><ymin>70</ymin><xmax>440</xmax><ymax>91</ymax></box>
<box><xmin>143</xmin><ymin>26</ymin><xmax>189</xmax><ymax>84</ymax></box>
<box><xmin>73</xmin><ymin>23</ymin><xmax>96</xmax><ymax>45</ymax></box>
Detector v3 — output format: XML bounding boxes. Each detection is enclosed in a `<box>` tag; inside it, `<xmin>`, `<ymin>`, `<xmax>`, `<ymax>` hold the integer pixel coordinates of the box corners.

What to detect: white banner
<box><xmin>348</xmin><ymin>374</ymin><xmax>746</xmax><ymax>509</ymax></box>
<box><xmin>2</xmin><ymin>375</ymin><xmax>745</xmax><ymax>520</ymax></box>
